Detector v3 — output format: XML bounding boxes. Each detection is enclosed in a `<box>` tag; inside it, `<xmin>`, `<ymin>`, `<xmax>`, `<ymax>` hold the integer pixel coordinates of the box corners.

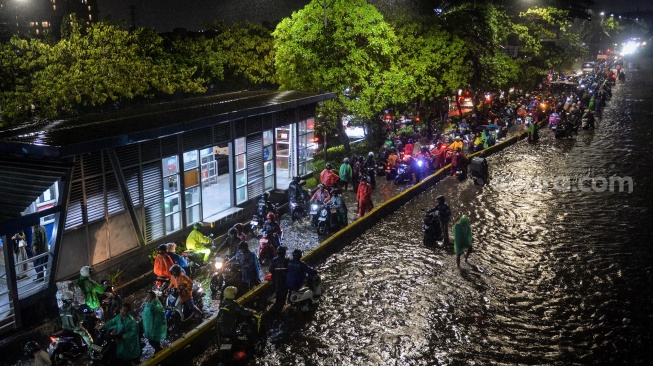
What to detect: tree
<box><xmin>273</xmin><ymin>0</ymin><xmax>398</xmax><ymax>154</ymax></box>
<box><xmin>379</xmin><ymin>17</ymin><xmax>469</xmax><ymax>126</ymax></box>
<box><xmin>438</xmin><ymin>2</ymin><xmax>519</xmax><ymax>109</ymax></box>
<box><xmin>0</xmin><ymin>19</ymin><xmax>206</xmax><ymax>125</ymax></box>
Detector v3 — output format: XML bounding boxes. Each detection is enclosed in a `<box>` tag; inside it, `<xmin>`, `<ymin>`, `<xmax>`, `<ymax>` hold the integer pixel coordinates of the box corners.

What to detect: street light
<box><xmin>600</xmin><ymin>11</ymin><xmax>605</xmax><ymax>16</ymax></box>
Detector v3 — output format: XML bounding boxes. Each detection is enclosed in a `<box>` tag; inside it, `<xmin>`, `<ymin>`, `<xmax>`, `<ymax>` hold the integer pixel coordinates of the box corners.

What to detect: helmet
<box><xmin>266</xmin><ymin>212</ymin><xmax>276</xmax><ymax>221</ymax></box>
<box><xmin>436</xmin><ymin>195</ymin><xmax>445</xmax><ymax>203</ymax></box>
<box><xmin>157</xmin><ymin>244</ymin><xmax>168</xmax><ymax>253</ymax></box>
<box><xmin>277</xmin><ymin>246</ymin><xmax>287</xmax><ymax>256</ymax></box>
<box><xmin>408</xmin><ymin>138</ymin><xmax>413</xmax><ymax>143</ymax></box>
<box><xmin>24</xmin><ymin>341</ymin><xmax>40</xmax><ymax>356</ymax></box>
<box><xmin>292</xmin><ymin>249</ymin><xmax>303</xmax><ymax>260</ymax></box>
<box><xmin>80</xmin><ymin>266</ymin><xmax>91</xmax><ymax>277</ymax></box>
<box><xmin>61</xmin><ymin>290</ymin><xmax>74</xmax><ymax>303</ymax></box>
<box><xmin>326</xmin><ymin>163</ymin><xmax>333</xmax><ymax>170</ymax></box>
<box><xmin>263</xmin><ymin>192</ymin><xmax>270</xmax><ymax>200</ymax></box>
<box><xmin>169</xmin><ymin>264</ymin><xmax>181</xmax><ymax>277</ymax></box>
<box><xmin>193</xmin><ymin>222</ymin><xmax>202</xmax><ymax>230</ymax></box>
<box><xmin>331</xmin><ymin>189</ymin><xmax>341</xmax><ymax>196</ymax></box>
<box><xmin>223</xmin><ymin>286</ymin><xmax>238</xmax><ymax>300</ymax></box>
<box><xmin>317</xmin><ymin>184</ymin><xmax>324</xmax><ymax>189</ymax></box>
<box><xmin>228</xmin><ymin>228</ymin><xmax>237</xmax><ymax>236</ymax></box>
<box><xmin>368</xmin><ymin>152</ymin><xmax>374</xmax><ymax>158</ymax></box>
<box><xmin>343</xmin><ymin>157</ymin><xmax>349</xmax><ymax>164</ymax></box>
<box><xmin>238</xmin><ymin>241</ymin><xmax>249</xmax><ymax>250</ymax></box>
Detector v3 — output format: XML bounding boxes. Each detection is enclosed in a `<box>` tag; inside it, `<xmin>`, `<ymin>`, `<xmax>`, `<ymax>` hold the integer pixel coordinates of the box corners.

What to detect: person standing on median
<box><xmin>357</xmin><ymin>176</ymin><xmax>373</xmax><ymax>218</ymax></box>
<box><xmin>339</xmin><ymin>158</ymin><xmax>353</xmax><ymax>192</ymax></box>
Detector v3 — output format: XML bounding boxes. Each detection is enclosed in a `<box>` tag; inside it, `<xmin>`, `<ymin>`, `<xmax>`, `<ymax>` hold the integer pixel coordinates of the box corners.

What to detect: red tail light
<box><xmin>156</xmin><ymin>281</ymin><xmax>162</xmax><ymax>287</ymax></box>
<box><xmin>233</xmin><ymin>351</ymin><xmax>247</xmax><ymax>361</ymax></box>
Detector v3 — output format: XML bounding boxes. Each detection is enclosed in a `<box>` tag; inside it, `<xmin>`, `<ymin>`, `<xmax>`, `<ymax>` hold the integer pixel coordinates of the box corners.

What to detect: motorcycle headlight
<box><xmin>417</xmin><ymin>160</ymin><xmax>423</xmax><ymax>167</ymax></box>
<box><xmin>311</xmin><ymin>204</ymin><xmax>318</xmax><ymax>210</ymax></box>
<box><xmin>214</xmin><ymin>261</ymin><xmax>223</xmax><ymax>270</ymax></box>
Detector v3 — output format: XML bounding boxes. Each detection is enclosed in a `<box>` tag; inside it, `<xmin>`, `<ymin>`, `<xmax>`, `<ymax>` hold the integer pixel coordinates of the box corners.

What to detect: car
<box><xmin>581</xmin><ymin>61</ymin><xmax>595</xmax><ymax>74</ymax></box>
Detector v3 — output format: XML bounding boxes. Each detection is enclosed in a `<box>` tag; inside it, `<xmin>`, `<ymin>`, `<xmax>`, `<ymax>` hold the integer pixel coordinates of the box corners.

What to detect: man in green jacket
<box><xmin>77</xmin><ymin>266</ymin><xmax>106</xmax><ymax>319</ymax></box>
<box><xmin>452</xmin><ymin>215</ymin><xmax>473</xmax><ymax>268</ymax></box>
<box><xmin>101</xmin><ymin>303</ymin><xmax>141</xmax><ymax>365</ymax></box>
<box><xmin>339</xmin><ymin>158</ymin><xmax>353</xmax><ymax>192</ymax></box>
<box><xmin>59</xmin><ymin>291</ymin><xmax>93</xmax><ymax>347</ymax></box>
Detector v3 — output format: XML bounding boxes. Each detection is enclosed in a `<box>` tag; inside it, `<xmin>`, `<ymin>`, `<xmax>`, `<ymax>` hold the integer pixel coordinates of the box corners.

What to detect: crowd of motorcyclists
<box><xmin>24</xmin><ymin>59</ymin><xmax>626</xmax><ymax>365</ymax></box>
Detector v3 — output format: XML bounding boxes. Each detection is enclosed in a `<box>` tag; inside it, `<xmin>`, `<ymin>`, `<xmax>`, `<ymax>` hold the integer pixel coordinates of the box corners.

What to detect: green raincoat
<box><xmin>339</xmin><ymin>163</ymin><xmax>353</xmax><ymax>184</ymax></box>
<box><xmin>103</xmin><ymin>313</ymin><xmax>141</xmax><ymax>361</ymax></box>
<box><xmin>142</xmin><ymin>299</ymin><xmax>167</xmax><ymax>342</ymax></box>
<box><xmin>452</xmin><ymin>216</ymin><xmax>473</xmax><ymax>255</ymax></box>
<box><xmin>77</xmin><ymin>276</ymin><xmax>105</xmax><ymax>310</ymax></box>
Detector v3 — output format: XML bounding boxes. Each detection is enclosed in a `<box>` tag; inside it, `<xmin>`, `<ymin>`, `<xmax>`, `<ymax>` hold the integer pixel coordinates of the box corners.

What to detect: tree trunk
<box><xmin>336</xmin><ymin>114</ymin><xmax>351</xmax><ymax>154</ymax></box>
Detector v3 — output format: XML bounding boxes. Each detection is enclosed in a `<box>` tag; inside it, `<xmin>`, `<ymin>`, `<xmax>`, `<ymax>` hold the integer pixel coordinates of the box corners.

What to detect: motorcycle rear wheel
<box><xmin>317</xmin><ymin>223</ymin><xmax>327</xmax><ymax>235</ymax></box>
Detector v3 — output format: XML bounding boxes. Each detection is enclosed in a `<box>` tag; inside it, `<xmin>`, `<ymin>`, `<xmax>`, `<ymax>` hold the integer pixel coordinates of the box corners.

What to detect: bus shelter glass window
<box><xmin>201</xmin><ymin>143</ymin><xmax>233</xmax><ymax>218</ymax></box>
<box><xmin>183</xmin><ymin>150</ymin><xmax>201</xmax><ymax>226</ymax></box>
<box><xmin>235</xmin><ymin>138</ymin><xmax>247</xmax><ymax>204</ymax></box>
<box><xmin>162</xmin><ymin>156</ymin><xmax>181</xmax><ymax>234</ymax></box>
<box><xmin>263</xmin><ymin>129</ymin><xmax>275</xmax><ymax>191</ymax></box>
<box><xmin>298</xmin><ymin>118</ymin><xmax>315</xmax><ymax>175</ymax></box>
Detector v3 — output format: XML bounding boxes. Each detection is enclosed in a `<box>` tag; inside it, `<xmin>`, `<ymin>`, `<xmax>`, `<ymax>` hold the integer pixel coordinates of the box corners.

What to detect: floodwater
<box><xmin>245</xmin><ymin>59</ymin><xmax>653</xmax><ymax>365</ymax></box>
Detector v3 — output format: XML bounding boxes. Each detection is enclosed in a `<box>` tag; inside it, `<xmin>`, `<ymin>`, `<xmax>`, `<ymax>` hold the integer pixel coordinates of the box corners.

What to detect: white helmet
<box><xmin>80</xmin><ymin>266</ymin><xmax>91</xmax><ymax>277</ymax></box>
<box><xmin>62</xmin><ymin>291</ymin><xmax>74</xmax><ymax>302</ymax></box>
<box><xmin>368</xmin><ymin>151</ymin><xmax>374</xmax><ymax>158</ymax></box>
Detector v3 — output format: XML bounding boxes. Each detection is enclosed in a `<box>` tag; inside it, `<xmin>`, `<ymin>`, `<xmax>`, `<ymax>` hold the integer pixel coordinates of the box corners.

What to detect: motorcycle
<box><xmin>454</xmin><ymin>164</ymin><xmax>467</xmax><ymax>181</ymax></box>
<box><xmin>423</xmin><ymin>211</ymin><xmax>443</xmax><ymax>247</ymax></box>
<box><xmin>394</xmin><ymin>163</ymin><xmax>412</xmax><ymax>185</ymax></box>
<box><xmin>165</xmin><ymin>282</ymin><xmax>205</xmax><ymax>334</ymax></box>
<box><xmin>153</xmin><ymin>276</ymin><xmax>170</xmax><ymax>299</ymax></box>
<box><xmin>210</xmin><ymin>258</ymin><xmax>242</xmax><ymax>301</ymax></box>
<box><xmin>316</xmin><ymin>202</ymin><xmax>342</xmax><ymax>236</ymax></box>
<box><xmin>548</xmin><ymin>113</ymin><xmax>561</xmax><ymax>130</ymax></box>
<box><xmin>88</xmin><ymin>328</ymin><xmax>117</xmax><ymax>366</ymax></box>
<box><xmin>289</xmin><ymin>274</ymin><xmax>323</xmax><ymax>312</ymax></box>
<box><xmin>48</xmin><ymin>304</ymin><xmax>99</xmax><ymax>365</ymax></box>
<box><xmin>216</xmin><ymin>313</ymin><xmax>261</xmax><ymax>366</ymax></box>
<box><xmin>99</xmin><ymin>281</ymin><xmax>122</xmax><ymax>320</ymax></box>
<box><xmin>413</xmin><ymin>156</ymin><xmax>430</xmax><ymax>183</ymax></box>
<box><xmin>258</xmin><ymin>232</ymin><xmax>278</xmax><ymax>266</ymax></box>
<box><xmin>309</xmin><ymin>200</ymin><xmax>324</xmax><ymax>226</ymax></box>
<box><xmin>250</xmin><ymin>197</ymin><xmax>279</xmax><ymax>237</ymax></box>
<box><xmin>470</xmin><ymin>156</ymin><xmax>489</xmax><ymax>186</ymax></box>
<box><xmin>290</xmin><ymin>189</ymin><xmax>311</xmax><ymax>222</ymax></box>
<box><xmin>386</xmin><ymin>165</ymin><xmax>398</xmax><ymax>181</ymax></box>
<box><xmin>554</xmin><ymin>121</ymin><xmax>575</xmax><ymax>139</ymax></box>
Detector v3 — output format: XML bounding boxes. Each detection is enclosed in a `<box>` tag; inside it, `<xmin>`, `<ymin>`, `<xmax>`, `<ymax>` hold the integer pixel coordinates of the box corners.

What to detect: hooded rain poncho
<box><xmin>452</xmin><ymin>216</ymin><xmax>473</xmax><ymax>255</ymax></box>
<box><xmin>142</xmin><ymin>299</ymin><xmax>167</xmax><ymax>342</ymax></box>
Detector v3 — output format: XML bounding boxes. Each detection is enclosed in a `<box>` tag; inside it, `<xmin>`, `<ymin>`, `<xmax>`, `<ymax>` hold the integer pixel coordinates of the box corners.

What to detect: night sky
<box><xmin>97</xmin><ymin>0</ymin><xmax>652</xmax><ymax>33</ymax></box>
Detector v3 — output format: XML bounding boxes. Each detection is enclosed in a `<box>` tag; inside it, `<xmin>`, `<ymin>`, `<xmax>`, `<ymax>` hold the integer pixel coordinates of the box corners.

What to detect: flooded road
<box><xmin>247</xmin><ymin>59</ymin><xmax>653</xmax><ymax>365</ymax></box>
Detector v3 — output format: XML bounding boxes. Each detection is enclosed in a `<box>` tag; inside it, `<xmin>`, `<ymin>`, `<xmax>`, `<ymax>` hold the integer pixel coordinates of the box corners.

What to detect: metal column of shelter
<box><xmin>0</xmin><ymin>156</ymin><xmax>72</xmax><ymax>336</ymax></box>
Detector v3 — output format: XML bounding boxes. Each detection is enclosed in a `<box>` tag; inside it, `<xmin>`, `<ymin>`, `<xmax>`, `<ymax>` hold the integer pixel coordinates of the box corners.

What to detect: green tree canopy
<box><xmin>0</xmin><ymin>19</ymin><xmax>205</xmax><ymax>125</ymax></box>
<box><xmin>273</xmin><ymin>0</ymin><xmax>398</xmax><ymax>150</ymax></box>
